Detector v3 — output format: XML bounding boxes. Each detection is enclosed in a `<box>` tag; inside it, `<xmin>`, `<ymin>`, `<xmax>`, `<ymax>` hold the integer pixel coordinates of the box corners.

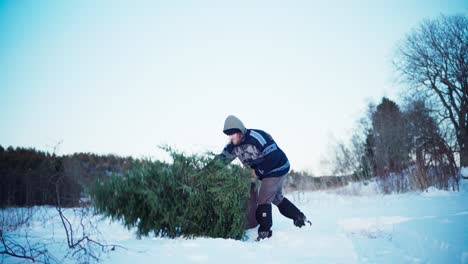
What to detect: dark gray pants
<box><xmin>257</xmin><ymin>175</ymin><xmax>286</xmax><ymax>205</ymax></box>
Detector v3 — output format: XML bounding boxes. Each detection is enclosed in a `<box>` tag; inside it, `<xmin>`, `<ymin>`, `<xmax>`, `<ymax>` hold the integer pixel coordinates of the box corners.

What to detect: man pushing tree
<box><xmin>219</xmin><ymin>115</ymin><xmax>311</xmax><ymax>241</ymax></box>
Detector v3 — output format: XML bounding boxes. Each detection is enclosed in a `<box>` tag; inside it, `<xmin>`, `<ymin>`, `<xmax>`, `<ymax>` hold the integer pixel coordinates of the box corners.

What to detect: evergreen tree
<box><xmin>371</xmin><ymin>97</ymin><xmax>411</xmax><ymax>175</ymax></box>
<box><xmin>90</xmin><ymin>148</ymin><xmax>251</xmax><ymax>240</ymax></box>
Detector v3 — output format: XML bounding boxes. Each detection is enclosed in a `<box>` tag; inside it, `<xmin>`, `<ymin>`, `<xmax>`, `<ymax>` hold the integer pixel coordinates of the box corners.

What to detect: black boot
<box><xmin>277</xmin><ymin>198</ymin><xmax>312</xmax><ymax>228</ymax></box>
<box><xmin>293</xmin><ymin>213</ymin><xmax>311</xmax><ymax>228</ymax></box>
<box><xmin>256</xmin><ymin>230</ymin><xmax>272</xmax><ymax>241</ymax></box>
<box><xmin>255</xmin><ymin>204</ymin><xmax>272</xmax><ymax>241</ymax></box>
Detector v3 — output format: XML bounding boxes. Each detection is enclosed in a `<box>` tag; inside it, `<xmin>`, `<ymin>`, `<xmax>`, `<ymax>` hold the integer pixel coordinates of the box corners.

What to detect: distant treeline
<box><xmin>285</xmin><ymin>170</ymin><xmax>360</xmax><ymax>193</ymax></box>
<box><xmin>0</xmin><ymin>145</ymin><xmax>133</xmax><ymax>207</ymax></box>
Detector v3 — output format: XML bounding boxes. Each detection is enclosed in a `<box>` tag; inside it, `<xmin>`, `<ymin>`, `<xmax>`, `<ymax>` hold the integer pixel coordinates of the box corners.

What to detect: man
<box><xmin>219</xmin><ymin>115</ymin><xmax>311</xmax><ymax>241</ymax></box>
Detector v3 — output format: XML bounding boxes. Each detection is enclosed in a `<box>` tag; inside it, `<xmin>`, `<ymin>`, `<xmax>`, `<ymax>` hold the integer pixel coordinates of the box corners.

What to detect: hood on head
<box><xmin>223</xmin><ymin>115</ymin><xmax>246</xmax><ymax>135</ymax></box>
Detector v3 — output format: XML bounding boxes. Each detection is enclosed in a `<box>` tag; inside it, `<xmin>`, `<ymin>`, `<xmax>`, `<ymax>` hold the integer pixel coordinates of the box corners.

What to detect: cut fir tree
<box><xmin>89</xmin><ymin>148</ymin><xmax>253</xmax><ymax>240</ymax></box>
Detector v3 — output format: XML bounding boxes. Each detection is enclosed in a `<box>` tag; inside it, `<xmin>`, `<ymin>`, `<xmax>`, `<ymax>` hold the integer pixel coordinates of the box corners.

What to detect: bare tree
<box><xmin>0</xmin><ymin>207</ymin><xmax>55</xmax><ymax>263</ymax></box>
<box><xmin>403</xmin><ymin>99</ymin><xmax>459</xmax><ymax>191</ymax></box>
<box><xmin>394</xmin><ymin>14</ymin><xmax>468</xmax><ymax>167</ymax></box>
<box><xmin>53</xmin><ymin>173</ymin><xmax>121</xmax><ymax>263</ymax></box>
<box><xmin>321</xmin><ymin>102</ymin><xmax>376</xmax><ymax>180</ymax></box>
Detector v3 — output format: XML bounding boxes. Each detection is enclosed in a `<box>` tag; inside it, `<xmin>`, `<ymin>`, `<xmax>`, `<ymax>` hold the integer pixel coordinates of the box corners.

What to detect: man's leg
<box><xmin>256</xmin><ymin>177</ymin><xmax>283</xmax><ymax>240</ymax></box>
<box><xmin>271</xmin><ymin>176</ymin><xmax>286</xmax><ymax>206</ymax></box>
<box><xmin>273</xmin><ymin>175</ymin><xmax>312</xmax><ymax>228</ymax></box>
<box><xmin>277</xmin><ymin>197</ymin><xmax>311</xmax><ymax>227</ymax></box>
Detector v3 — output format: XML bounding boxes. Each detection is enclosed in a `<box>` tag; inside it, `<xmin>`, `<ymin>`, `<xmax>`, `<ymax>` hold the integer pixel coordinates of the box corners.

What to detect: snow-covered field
<box><xmin>2</xmin><ymin>178</ymin><xmax>468</xmax><ymax>264</ymax></box>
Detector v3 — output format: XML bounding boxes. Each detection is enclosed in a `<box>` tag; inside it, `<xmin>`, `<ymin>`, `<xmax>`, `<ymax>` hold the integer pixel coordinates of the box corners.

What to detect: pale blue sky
<box><xmin>1</xmin><ymin>0</ymin><xmax>466</xmax><ymax>175</ymax></box>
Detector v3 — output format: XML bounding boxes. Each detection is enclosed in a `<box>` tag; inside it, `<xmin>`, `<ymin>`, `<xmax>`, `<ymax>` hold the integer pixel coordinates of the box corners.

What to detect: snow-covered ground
<box><xmin>463</xmin><ymin>167</ymin><xmax>468</xmax><ymax>179</ymax></box>
<box><xmin>2</xmin><ymin>178</ymin><xmax>468</xmax><ymax>264</ymax></box>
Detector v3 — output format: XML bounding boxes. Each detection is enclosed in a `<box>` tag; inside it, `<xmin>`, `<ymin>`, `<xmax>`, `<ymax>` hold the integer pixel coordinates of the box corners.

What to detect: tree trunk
<box><xmin>244</xmin><ymin>182</ymin><xmax>258</xmax><ymax>229</ymax></box>
<box><xmin>459</xmin><ymin>127</ymin><xmax>468</xmax><ymax>169</ymax></box>
<box><xmin>461</xmin><ymin>143</ymin><xmax>468</xmax><ymax>169</ymax></box>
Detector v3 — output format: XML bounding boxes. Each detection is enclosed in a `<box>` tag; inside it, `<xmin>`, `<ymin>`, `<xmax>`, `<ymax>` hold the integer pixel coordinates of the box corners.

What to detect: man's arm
<box><xmin>202</xmin><ymin>144</ymin><xmax>236</xmax><ymax>174</ymax></box>
<box><xmin>218</xmin><ymin>144</ymin><xmax>236</xmax><ymax>164</ymax></box>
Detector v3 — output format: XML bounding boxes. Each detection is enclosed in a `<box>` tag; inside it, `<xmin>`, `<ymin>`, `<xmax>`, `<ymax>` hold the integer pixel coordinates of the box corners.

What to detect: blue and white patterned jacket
<box><xmin>220</xmin><ymin>129</ymin><xmax>290</xmax><ymax>179</ymax></box>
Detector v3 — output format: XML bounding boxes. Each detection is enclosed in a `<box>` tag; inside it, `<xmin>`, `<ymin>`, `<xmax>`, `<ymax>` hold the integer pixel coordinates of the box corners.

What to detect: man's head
<box><xmin>227</xmin><ymin>131</ymin><xmax>243</xmax><ymax>145</ymax></box>
<box><xmin>223</xmin><ymin>115</ymin><xmax>246</xmax><ymax>145</ymax></box>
